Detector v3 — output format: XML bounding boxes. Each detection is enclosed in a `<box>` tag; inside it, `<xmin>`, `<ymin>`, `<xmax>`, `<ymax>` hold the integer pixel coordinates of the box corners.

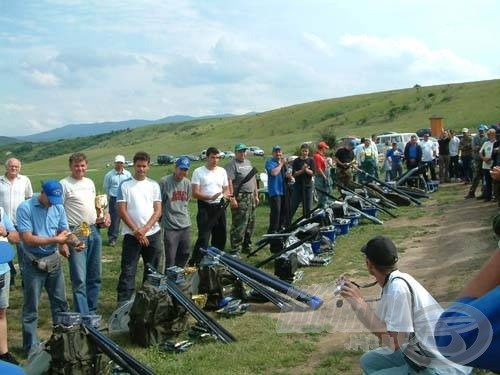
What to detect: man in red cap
<box><xmin>313</xmin><ymin>141</ymin><xmax>331</xmax><ymax>207</ymax></box>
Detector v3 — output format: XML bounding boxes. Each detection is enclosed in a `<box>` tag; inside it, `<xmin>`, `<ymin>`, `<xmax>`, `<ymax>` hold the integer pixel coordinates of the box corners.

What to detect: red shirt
<box><xmin>313</xmin><ymin>152</ymin><xmax>327</xmax><ymax>173</ymax></box>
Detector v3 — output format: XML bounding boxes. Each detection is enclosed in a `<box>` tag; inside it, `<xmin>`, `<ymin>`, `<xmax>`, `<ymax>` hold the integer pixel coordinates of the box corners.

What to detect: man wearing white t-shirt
<box><xmin>340</xmin><ymin>236</ymin><xmax>471</xmax><ymax>374</ymax></box>
<box><xmin>116</xmin><ymin>151</ymin><xmax>162</xmax><ymax>305</ymax></box>
<box><xmin>419</xmin><ymin>133</ymin><xmax>438</xmax><ymax>181</ymax></box>
<box><xmin>188</xmin><ymin>147</ymin><xmax>229</xmax><ymax>266</ymax></box>
<box><xmin>60</xmin><ymin>152</ymin><xmax>109</xmax><ymax>314</ymax></box>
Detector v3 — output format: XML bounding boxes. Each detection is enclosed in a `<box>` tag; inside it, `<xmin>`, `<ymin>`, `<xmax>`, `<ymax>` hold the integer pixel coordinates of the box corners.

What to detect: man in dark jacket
<box><xmin>403</xmin><ymin>135</ymin><xmax>422</xmax><ymax>171</ymax></box>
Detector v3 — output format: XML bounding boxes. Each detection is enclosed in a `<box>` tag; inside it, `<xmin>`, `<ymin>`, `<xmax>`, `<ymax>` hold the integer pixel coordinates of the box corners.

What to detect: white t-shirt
<box><xmin>60</xmin><ymin>176</ymin><xmax>97</xmax><ymax>226</ymax></box>
<box><xmin>117</xmin><ymin>177</ymin><xmax>161</xmax><ymax>236</ymax></box>
<box><xmin>419</xmin><ymin>140</ymin><xmax>436</xmax><ymax>162</ymax></box>
<box><xmin>479</xmin><ymin>140</ymin><xmax>495</xmax><ymax>169</ymax></box>
<box><xmin>375</xmin><ymin>270</ymin><xmax>470</xmax><ymax>373</ymax></box>
<box><xmin>191</xmin><ymin>166</ymin><xmax>228</xmax><ymax>204</ymax></box>
<box><xmin>0</xmin><ymin>174</ymin><xmax>33</xmax><ymax>225</ymax></box>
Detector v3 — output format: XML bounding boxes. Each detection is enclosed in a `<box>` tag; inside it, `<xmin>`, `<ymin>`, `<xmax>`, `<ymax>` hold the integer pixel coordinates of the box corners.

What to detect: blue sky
<box><xmin>1</xmin><ymin>0</ymin><xmax>499</xmax><ymax>136</ymax></box>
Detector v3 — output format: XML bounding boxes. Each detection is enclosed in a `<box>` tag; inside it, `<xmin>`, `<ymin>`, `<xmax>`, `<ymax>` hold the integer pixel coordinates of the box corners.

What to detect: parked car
<box><xmin>223</xmin><ymin>151</ymin><xmax>235</xmax><ymax>159</ymax></box>
<box><xmin>248</xmin><ymin>146</ymin><xmax>264</xmax><ymax>156</ymax></box>
<box><xmin>125</xmin><ymin>160</ymin><xmax>134</xmax><ymax>167</ymax></box>
<box><xmin>157</xmin><ymin>154</ymin><xmax>175</xmax><ymax>165</ymax></box>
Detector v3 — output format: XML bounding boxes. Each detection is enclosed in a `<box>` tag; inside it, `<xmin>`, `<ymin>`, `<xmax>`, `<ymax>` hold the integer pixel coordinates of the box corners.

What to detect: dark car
<box><xmin>157</xmin><ymin>154</ymin><xmax>175</xmax><ymax>165</ymax></box>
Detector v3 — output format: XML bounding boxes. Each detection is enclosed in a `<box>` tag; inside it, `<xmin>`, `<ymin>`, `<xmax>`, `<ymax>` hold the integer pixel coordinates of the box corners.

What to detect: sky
<box><xmin>1</xmin><ymin>0</ymin><xmax>499</xmax><ymax>137</ymax></box>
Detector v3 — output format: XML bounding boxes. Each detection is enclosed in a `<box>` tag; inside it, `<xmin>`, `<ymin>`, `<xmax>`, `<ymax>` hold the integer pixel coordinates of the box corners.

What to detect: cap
<box><xmin>42</xmin><ymin>179</ymin><xmax>64</xmax><ymax>205</ymax></box>
<box><xmin>478</xmin><ymin>124</ymin><xmax>488</xmax><ymax>132</ymax></box>
<box><xmin>462</xmin><ymin>128</ymin><xmax>469</xmax><ymax>133</ymax></box>
<box><xmin>318</xmin><ymin>141</ymin><xmax>330</xmax><ymax>149</ymax></box>
<box><xmin>392</xmin><ymin>141</ymin><xmax>397</xmax><ymax>145</ymax></box>
<box><xmin>272</xmin><ymin>145</ymin><xmax>281</xmax><ymax>152</ymax></box>
<box><xmin>360</xmin><ymin>236</ymin><xmax>398</xmax><ymax>267</ymax></box>
<box><xmin>234</xmin><ymin>143</ymin><xmax>247</xmax><ymax>152</ymax></box>
<box><xmin>114</xmin><ymin>155</ymin><xmax>125</xmax><ymax>163</ymax></box>
<box><xmin>349</xmin><ymin>140</ymin><xmax>357</xmax><ymax>147</ymax></box>
<box><xmin>176</xmin><ymin>156</ymin><xmax>191</xmax><ymax>170</ymax></box>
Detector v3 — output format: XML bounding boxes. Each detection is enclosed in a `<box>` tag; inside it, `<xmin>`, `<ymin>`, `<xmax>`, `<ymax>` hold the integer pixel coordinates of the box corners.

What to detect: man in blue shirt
<box><xmin>16</xmin><ymin>180</ymin><xmax>77</xmax><ymax>355</ymax></box>
<box><xmin>265</xmin><ymin>145</ymin><xmax>291</xmax><ymax>252</ymax></box>
<box><xmin>103</xmin><ymin>155</ymin><xmax>131</xmax><ymax>246</ymax></box>
<box><xmin>0</xmin><ymin>210</ymin><xmax>20</xmax><ymax>365</ymax></box>
<box><xmin>386</xmin><ymin>142</ymin><xmax>404</xmax><ymax>181</ymax></box>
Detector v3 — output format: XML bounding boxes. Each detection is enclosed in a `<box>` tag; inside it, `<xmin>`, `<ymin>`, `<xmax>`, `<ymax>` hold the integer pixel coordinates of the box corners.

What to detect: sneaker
<box><xmin>0</xmin><ymin>351</ymin><xmax>20</xmax><ymax>365</ymax></box>
<box><xmin>108</xmin><ymin>240</ymin><xmax>116</xmax><ymax>247</ymax></box>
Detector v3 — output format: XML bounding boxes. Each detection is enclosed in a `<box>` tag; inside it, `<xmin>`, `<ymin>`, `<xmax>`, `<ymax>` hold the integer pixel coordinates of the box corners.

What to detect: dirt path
<box><xmin>289</xmin><ymin>184</ymin><xmax>498</xmax><ymax>374</ymax></box>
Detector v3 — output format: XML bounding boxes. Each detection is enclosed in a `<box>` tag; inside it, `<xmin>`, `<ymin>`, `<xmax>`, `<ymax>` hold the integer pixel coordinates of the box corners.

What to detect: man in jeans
<box><xmin>16</xmin><ymin>180</ymin><xmax>76</xmax><ymax>355</ymax></box>
<box><xmin>61</xmin><ymin>152</ymin><xmax>109</xmax><ymax>314</ymax></box>
<box><xmin>103</xmin><ymin>155</ymin><xmax>131</xmax><ymax>246</ymax></box>
<box><xmin>116</xmin><ymin>151</ymin><xmax>162</xmax><ymax>306</ymax></box>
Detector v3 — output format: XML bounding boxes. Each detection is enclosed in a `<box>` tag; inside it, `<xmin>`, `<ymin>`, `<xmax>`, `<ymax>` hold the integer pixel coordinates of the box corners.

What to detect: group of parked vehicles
<box><xmin>156</xmin><ymin>146</ymin><xmax>265</xmax><ymax>165</ymax></box>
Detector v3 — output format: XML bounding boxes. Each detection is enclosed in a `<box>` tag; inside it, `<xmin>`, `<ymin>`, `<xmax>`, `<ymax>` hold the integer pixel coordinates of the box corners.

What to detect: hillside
<box><xmin>4</xmin><ymin>79</ymin><xmax>500</xmax><ymax>174</ymax></box>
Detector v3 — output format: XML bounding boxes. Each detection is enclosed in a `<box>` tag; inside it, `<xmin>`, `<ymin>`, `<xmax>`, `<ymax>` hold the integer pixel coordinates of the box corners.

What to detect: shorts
<box><xmin>0</xmin><ymin>271</ymin><xmax>10</xmax><ymax>309</ymax></box>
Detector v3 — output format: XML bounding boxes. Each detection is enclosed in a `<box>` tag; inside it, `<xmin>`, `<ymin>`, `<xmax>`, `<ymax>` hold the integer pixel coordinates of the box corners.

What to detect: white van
<box><xmin>375</xmin><ymin>132</ymin><xmax>418</xmax><ymax>152</ymax></box>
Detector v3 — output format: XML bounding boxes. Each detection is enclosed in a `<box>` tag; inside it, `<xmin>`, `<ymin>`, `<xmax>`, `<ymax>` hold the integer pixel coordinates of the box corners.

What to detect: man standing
<box><xmin>369</xmin><ymin>134</ymin><xmax>380</xmax><ymax>179</ymax></box>
<box><xmin>419</xmin><ymin>133</ymin><xmax>437</xmax><ymax>181</ymax></box>
<box><xmin>16</xmin><ymin>180</ymin><xmax>75</xmax><ymax>355</ymax></box>
<box><xmin>459</xmin><ymin>128</ymin><xmax>473</xmax><ymax>185</ymax></box>
<box><xmin>478</xmin><ymin>128</ymin><xmax>497</xmax><ymax>202</ymax></box>
<box><xmin>313</xmin><ymin>141</ymin><xmax>331</xmax><ymax>207</ymax></box>
<box><xmin>437</xmin><ymin>130</ymin><xmax>451</xmax><ymax>183</ymax></box>
<box><xmin>103</xmin><ymin>155</ymin><xmax>131</xmax><ymax>247</ymax></box>
<box><xmin>188</xmin><ymin>147</ymin><xmax>229</xmax><ymax>266</ymax></box>
<box><xmin>159</xmin><ymin>156</ymin><xmax>192</xmax><ymax>269</ymax></box>
<box><xmin>449</xmin><ymin>130</ymin><xmax>460</xmax><ymax>182</ymax></box>
<box><xmin>465</xmin><ymin>124</ymin><xmax>488</xmax><ymax>198</ymax></box>
<box><xmin>386</xmin><ymin>142</ymin><xmax>404</xmax><ymax>181</ymax></box>
<box><xmin>334</xmin><ymin>140</ymin><xmax>356</xmax><ymax>189</ymax></box>
<box><xmin>340</xmin><ymin>236</ymin><xmax>471</xmax><ymax>374</ymax></box>
<box><xmin>225</xmin><ymin>144</ymin><xmax>259</xmax><ymax>254</ymax></box>
<box><xmin>0</xmin><ymin>158</ymin><xmax>33</xmax><ymax>285</ymax></box>
<box><xmin>60</xmin><ymin>152</ymin><xmax>107</xmax><ymax>314</ymax></box>
<box><xmin>265</xmin><ymin>145</ymin><xmax>291</xmax><ymax>253</ymax></box>
<box><xmin>404</xmin><ymin>135</ymin><xmax>423</xmax><ymax>171</ymax></box>
<box><xmin>116</xmin><ymin>151</ymin><xmax>162</xmax><ymax>306</ymax></box>
<box><xmin>0</xmin><ymin>210</ymin><xmax>20</xmax><ymax>364</ymax></box>
<box><xmin>357</xmin><ymin>138</ymin><xmax>377</xmax><ymax>184</ymax></box>
<box><xmin>290</xmin><ymin>143</ymin><xmax>314</xmax><ymax>218</ymax></box>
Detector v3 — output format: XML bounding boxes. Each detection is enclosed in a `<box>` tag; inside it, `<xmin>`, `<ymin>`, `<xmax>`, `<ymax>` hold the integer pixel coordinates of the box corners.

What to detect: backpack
<box><xmin>128</xmin><ymin>282</ymin><xmax>190</xmax><ymax>347</ymax></box>
<box><xmin>197</xmin><ymin>261</ymin><xmax>246</xmax><ymax>310</ymax></box>
<box><xmin>45</xmin><ymin>324</ymin><xmax>109</xmax><ymax>375</ymax></box>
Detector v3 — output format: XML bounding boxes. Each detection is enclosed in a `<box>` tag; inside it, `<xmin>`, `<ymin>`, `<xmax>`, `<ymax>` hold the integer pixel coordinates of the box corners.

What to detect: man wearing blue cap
<box><xmin>16</xmin><ymin>179</ymin><xmax>75</xmax><ymax>355</ymax></box>
<box><xmin>159</xmin><ymin>156</ymin><xmax>192</xmax><ymax>269</ymax></box>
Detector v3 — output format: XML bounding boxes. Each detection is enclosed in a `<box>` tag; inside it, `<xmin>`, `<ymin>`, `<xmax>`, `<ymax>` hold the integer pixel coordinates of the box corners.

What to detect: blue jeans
<box><xmin>22</xmin><ymin>253</ymin><xmax>68</xmax><ymax>354</ymax></box>
<box><xmin>314</xmin><ymin>174</ymin><xmax>331</xmax><ymax>207</ymax></box>
<box><xmin>107</xmin><ymin>196</ymin><xmax>120</xmax><ymax>243</ymax></box>
<box><xmin>68</xmin><ymin>224</ymin><xmax>102</xmax><ymax>314</ymax></box>
<box><xmin>461</xmin><ymin>156</ymin><xmax>473</xmax><ymax>183</ymax></box>
<box><xmin>116</xmin><ymin>231</ymin><xmax>161</xmax><ymax>303</ymax></box>
<box><xmin>360</xmin><ymin>347</ymin><xmax>449</xmax><ymax>375</ymax></box>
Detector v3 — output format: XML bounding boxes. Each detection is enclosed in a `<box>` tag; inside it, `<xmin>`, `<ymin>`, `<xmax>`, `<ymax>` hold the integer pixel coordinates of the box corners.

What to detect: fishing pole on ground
<box><xmin>331</xmin><ymin>182</ymin><xmax>397</xmax><ymax>218</ymax></box>
<box><xmin>203</xmin><ymin>247</ymin><xmax>323</xmax><ymax>310</ymax></box>
<box><xmin>315</xmin><ymin>187</ymin><xmax>383</xmax><ymax>225</ymax></box>
<box><xmin>353</xmin><ymin>166</ymin><xmax>422</xmax><ymax>206</ymax></box>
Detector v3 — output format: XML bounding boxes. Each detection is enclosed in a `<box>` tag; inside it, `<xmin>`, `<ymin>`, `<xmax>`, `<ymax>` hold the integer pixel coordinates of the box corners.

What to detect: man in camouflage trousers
<box><xmin>225</xmin><ymin>143</ymin><xmax>259</xmax><ymax>254</ymax></box>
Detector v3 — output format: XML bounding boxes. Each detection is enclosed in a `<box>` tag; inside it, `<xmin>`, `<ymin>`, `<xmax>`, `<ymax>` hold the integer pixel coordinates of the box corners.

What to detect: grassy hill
<box><xmin>3</xmin><ymin>78</ymin><xmax>500</xmax><ymax>179</ymax></box>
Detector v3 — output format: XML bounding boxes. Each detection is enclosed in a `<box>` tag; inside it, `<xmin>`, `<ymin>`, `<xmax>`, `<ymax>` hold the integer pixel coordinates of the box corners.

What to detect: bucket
<box><xmin>362</xmin><ymin>207</ymin><xmax>378</xmax><ymax>217</ymax></box>
<box><xmin>345</xmin><ymin>213</ymin><xmax>361</xmax><ymax>227</ymax></box>
<box><xmin>311</xmin><ymin>240</ymin><xmax>322</xmax><ymax>254</ymax></box>
<box><xmin>320</xmin><ymin>226</ymin><xmax>336</xmax><ymax>242</ymax></box>
<box><xmin>333</xmin><ymin>219</ymin><xmax>350</xmax><ymax>235</ymax></box>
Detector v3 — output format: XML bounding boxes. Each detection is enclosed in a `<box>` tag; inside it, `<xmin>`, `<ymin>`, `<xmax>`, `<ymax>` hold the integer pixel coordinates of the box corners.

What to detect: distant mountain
<box><xmin>0</xmin><ymin>136</ymin><xmax>20</xmax><ymax>146</ymax></box>
<box><xmin>15</xmin><ymin>114</ymin><xmax>235</xmax><ymax>142</ymax></box>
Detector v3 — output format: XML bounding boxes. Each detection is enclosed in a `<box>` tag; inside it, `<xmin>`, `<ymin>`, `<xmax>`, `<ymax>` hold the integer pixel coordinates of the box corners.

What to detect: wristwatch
<box><xmin>2</xmin><ymin>231</ymin><xmax>8</xmax><ymax>238</ymax></box>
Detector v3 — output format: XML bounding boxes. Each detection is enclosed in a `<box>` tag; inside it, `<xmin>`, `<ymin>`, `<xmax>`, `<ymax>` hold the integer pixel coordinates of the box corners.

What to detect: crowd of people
<box><xmin>0</xmin><ymin>131</ymin><xmax>498</xmax><ymax>372</ymax></box>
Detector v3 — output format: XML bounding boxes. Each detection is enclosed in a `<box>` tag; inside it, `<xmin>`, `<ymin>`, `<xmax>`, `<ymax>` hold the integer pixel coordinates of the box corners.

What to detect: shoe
<box><xmin>464</xmin><ymin>193</ymin><xmax>475</xmax><ymax>199</ymax></box>
<box><xmin>0</xmin><ymin>351</ymin><xmax>20</xmax><ymax>365</ymax></box>
<box><xmin>108</xmin><ymin>240</ymin><xmax>116</xmax><ymax>247</ymax></box>
<box><xmin>476</xmin><ymin>195</ymin><xmax>486</xmax><ymax>200</ymax></box>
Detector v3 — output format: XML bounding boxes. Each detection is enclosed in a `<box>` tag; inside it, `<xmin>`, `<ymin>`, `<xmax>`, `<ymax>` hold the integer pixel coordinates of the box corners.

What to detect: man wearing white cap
<box><xmin>103</xmin><ymin>155</ymin><xmax>131</xmax><ymax>246</ymax></box>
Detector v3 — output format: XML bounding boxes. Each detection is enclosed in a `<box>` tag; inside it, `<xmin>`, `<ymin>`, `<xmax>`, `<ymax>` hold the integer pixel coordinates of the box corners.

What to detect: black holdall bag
<box><xmin>128</xmin><ymin>282</ymin><xmax>191</xmax><ymax>347</ymax></box>
<box><xmin>197</xmin><ymin>259</ymin><xmax>246</xmax><ymax>310</ymax></box>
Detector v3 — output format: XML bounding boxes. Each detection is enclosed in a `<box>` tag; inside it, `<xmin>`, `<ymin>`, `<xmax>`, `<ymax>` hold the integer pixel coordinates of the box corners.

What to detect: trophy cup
<box><xmin>66</xmin><ymin>222</ymin><xmax>91</xmax><ymax>249</ymax></box>
<box><xmin>95</xmin><ymin>194</ymin><xmax>108</xmax><ymax>220</ymax></box>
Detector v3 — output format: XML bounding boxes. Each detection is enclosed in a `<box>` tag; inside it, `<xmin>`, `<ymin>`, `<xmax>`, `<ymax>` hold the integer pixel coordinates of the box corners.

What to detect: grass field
<box><xmin>6</xmin><ymin>170</ymin><xmax>494</xmax><ymax>373</ymax></box>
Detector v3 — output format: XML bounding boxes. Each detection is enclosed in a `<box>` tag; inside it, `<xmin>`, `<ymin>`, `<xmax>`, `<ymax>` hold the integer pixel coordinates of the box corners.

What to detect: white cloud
<box><xmin>339</xmin><ymin>34</ymin><xmax>491</xmax><ymax>81</ymax></box>
<box><xmin>302</xmin><ymin>32</ymin><xmax>334</xmax><ymax>57</ymax></box>
<box><xmin>26</xmin><ymin>70</ymin><xmax>61</xmax><ymax>87</ymax></box>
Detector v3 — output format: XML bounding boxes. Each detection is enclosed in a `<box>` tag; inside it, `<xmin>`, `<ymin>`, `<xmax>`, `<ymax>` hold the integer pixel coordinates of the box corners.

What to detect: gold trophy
<box><xmin>66</xmin><ymin>222</ymin><xmax>90</xmax><ymax>249</ymax></box>
<box><xmin>95</xmin><ymin>194</ymin><xmax>108</xmax><ymax>220</ymax></box>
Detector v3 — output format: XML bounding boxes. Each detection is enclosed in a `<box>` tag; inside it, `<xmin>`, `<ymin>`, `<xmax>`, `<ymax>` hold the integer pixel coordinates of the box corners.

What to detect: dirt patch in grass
<box><xmin>288</xmin><ymin>184</ymin><xmax>498</xmax><ymax>374</ymax></box>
